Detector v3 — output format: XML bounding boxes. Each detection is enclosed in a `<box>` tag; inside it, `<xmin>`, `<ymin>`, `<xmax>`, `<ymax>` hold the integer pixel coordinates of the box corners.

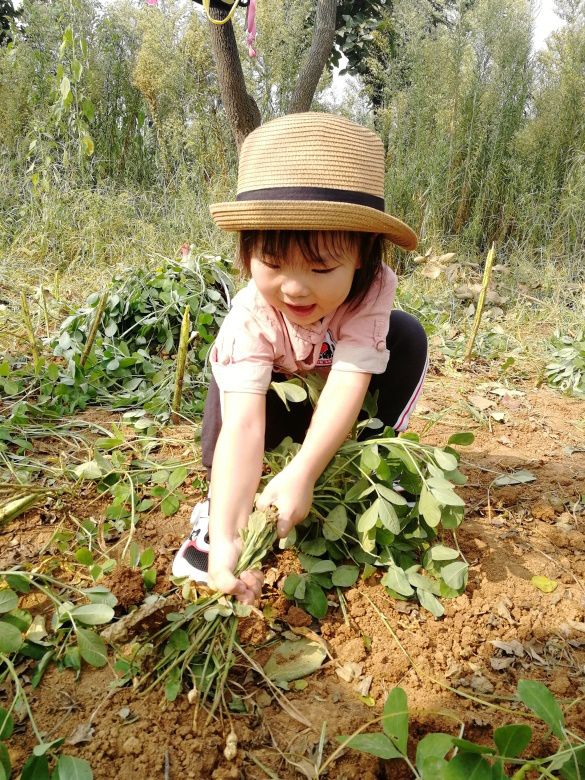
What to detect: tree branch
<box><xmin>289</xmin><ymin>0</ymin><xmax>337</xmax><ymax>113</ymax></box>
<box><xmin>207</xmin><ymin>4</ymin><xmax>261</xmax><ymax>151</ymax></box>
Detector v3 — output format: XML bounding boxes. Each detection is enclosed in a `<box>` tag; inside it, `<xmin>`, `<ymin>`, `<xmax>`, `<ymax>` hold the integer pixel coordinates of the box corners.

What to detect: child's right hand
<box><xmin>208</xmin><ymin>535</ymin><xmax>264</xmax><ymax>605</ymax></box>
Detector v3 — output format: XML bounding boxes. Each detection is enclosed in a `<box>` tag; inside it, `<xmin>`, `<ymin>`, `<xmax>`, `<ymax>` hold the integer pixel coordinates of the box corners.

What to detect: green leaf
<box><xmin>382</xmin><ymin>687</ymin><xmax>408</xmax><ymax>753</ymax></box>
<box><xmin>493</xmin><ymin>470</ymin><xmax>536</xmax><ymax>487</ymax></box>
<box><xmin>430</xmin><ymin>545</ymin><xmax>460</xmax><ymax>561</ymax></box>
<box><xmin>0</xmin><ymin>589</ymin><xmax>18</xmax><ymax>613</ymax></box>
<box><xmin>165</xmin><ymin>668</ymin><xmax>181</xmax><ymax>702</ymax></box>
<box><xmin>298</xmin><ymin>553</ymin><xmax>335</xmax><ymax>574</ymax></box>
<box><xmin>140</xmin><ymin>548</ymin><xmax>155</xmax><ymax>568</ymax></box>
<box><xmin>331</xmin><ymin>565</ymin><xmax>359</xmax><ymax>587</ymax></box>
<box><xmin>83</xmin><ymin>586</ymin><xmax>117</xmax><ymax>608</ymax></box>
<box><xmin>169</xmin><ymin>629</ymin><xmax>190</xmax><ymax>651</ymax></box>
<box><xmin>142</xmin><ymin>569</ymin><xmax>156</xmax><ymax>590</ymax></box>
<box><xmin>75</xmin><ymin>547</ymin><xmax>94</xmax><ymax>566</ymax></box>
<box><xmin>360</xmin><ymin>444</ymin><xmax>380</xmax><ymax>472</ymax></box>
<box><xmin>0</xmin><ymin>743</ymin><xmax>11</xmax><ymax>779</ymax></box>
<box><xmin>417</xmin><ymin>588</ymin><xmax>445</xmax><ymax>618</ymax></box>
<box><xmin>345</xmin><ymin>478</ymin><xmax>374</xmax><ymax>502</ymax></box>
<box><xmin>375</xmin><ymin>483</ymin><xmax>407</xmax><ymax>505</ymax></box>
<box><xmin>70</xmin><ymin>603</ymin><xmax>114</xmax><ymax>626</ymax></box>
<box><xmin>303</xmin><ymin>582</ymin><xmax>328</xmax><ymax>618</ymax></box>
<box><xmin>161</xmin><ymin>494</ymin><xmax>180</xmax><ymax>516</ymax></box>
<box><xmin>60</xmin><ymin>76</ymin><xmax>71</xmax><ymax>101</ymax></box>
<box><xmin>31</xmin><ymin>650</ymin><xmax>55</xmax><ymax>688</ymax></box>
<box><xmin>81</xmin><ymin>134</ymin><xmax>95</xmax><ymax>157</ymax></box>
<box><xmin>433</xmin><ymin>448</ymin><xmax>458</xmax><ymax>471</ymax></box>
<box><xmin>493</xmin><ymin>724</ymin><xmax>532</xmax><ymax>757</ymax></box>
<box><xmin>447</xmin><ymin>432</ymin><xmax>475</xmax><ymax>446</ymax></box>
<box><xmin>0</xmin><ymin>707</ymin><xmax>14</xmax><ymax>740</ymax></box>
<box><xmin>301</xmin><ymin>538</ymin><xmax>328</xmax><ymax>556</ymax></box>
<box><xmin>73</xmin><ymin>460</ymin><xmax>103</xmax><ymax>480</ymax></box>
<box><xmin>323</xmin><ymin>505</ymin><xmax>347</xmax><ymax>541</ymax></box>
<box><xmin>442</xmin><ymin>753</ymin><xmax>493</xmax><ymax>779</ymax></box>
<box><xmin>283</xmin><ymin>573</ymin><xmax>301</xmax><ymax>598</ymax></box>
<box><xmin>264</xmin><ymin>637</ymin><xmax>327</xmax><ymax>682</ymax></box>
<box><xmin>378</xmin><ymin>498</ymin><xmax>400</xmax><ymax>533</ymax></box>
<box><xmin>168</xmin><ymin>466</ymin><xmax>188</xmax><ymax>491</ymax></box>
<box><xmin>415</xmin><ymin>732</ymin><xmax>453</xmax><ymax>770</ymax></box>
<box><xmin>21</xmin><ymin>755</ymin><xmax>50</xmax><ymax>780</ymax></box>
<box><xmin>33</xmin><ymin>737</ymin><xmax>64</xmax><ymax>756</ymax></box>
<box><xmin>56</xmin><ymin>755</ymin><xmax>93</xmax><ymax>780</ymax></box>
<box><xmin>451</xmin><ymin>738</ymin><xmax>495</xmax><ymax>755</ymax></box>
<box><xmin>335</xmin><ymin>733</ymin><xmax>402</xmax><ymax>759</ymax></box>
<box><xmin>517</xmin><ymin>679</ymin><xmax>565</xmax><ymax>739</ymax></box>
<box><xmin>76</xmin><ymin>627</ymin><xmax>108</xmax><ymax>667</ymax></box>
<box><xmin>419</xmin><ymin>485</ymin><xmax>441</xmax><ymax>527</ymax></box>
<box><xmin>440</xmin><ymin>561</ymin><xmax>468</xmax><ymax>591</ymax></box>
<box><xmin>270</xmin><ymin>380</ymin><xmax>307</xmax><ymax>409</ymax></box>
<box><xmin>0</xmin><ymin>621</ymin><xmax>23</xmax><ymax>653</ymax></box>
<box><xmin>381</xmin><ymin>564</ymin><xmax>414</xmax><ymax>597</ymax></box>
<box><xmin>5</xmin><ymin>573</ymin><xmax>31</xmax><ymax>593</ymax></box>
<box><xmin>357</xmin><ymin>499</ymin><xmax>380</xmax><ymax>533</ymax></box>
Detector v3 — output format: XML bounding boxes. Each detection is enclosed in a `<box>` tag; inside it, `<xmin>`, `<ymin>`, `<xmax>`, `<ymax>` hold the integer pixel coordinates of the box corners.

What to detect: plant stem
<box><xmin>171</xmin><ymin>305</ymin><xmax>190</xmax><ymax>423</ymax></box>
<box><xmin>20</xmin><ymin>291</ymin><xmax>40</xmax><ymax>373</ymax></box>
<box><xmin>463</xmin><ymin>242</ymin><xmax>496</xmax><ymax>361</ymax></box>
<box><xmin>80</xmin><ymin>291</ymin><xmax>107</xmax><ymax>366</ymax></box>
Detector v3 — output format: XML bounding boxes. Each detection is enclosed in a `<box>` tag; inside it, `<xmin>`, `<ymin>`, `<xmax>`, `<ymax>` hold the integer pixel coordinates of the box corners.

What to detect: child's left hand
<box><xmin>256</xmin><ymin>462</ymin><xmax>314</xmax><ymax>538</ymax></box>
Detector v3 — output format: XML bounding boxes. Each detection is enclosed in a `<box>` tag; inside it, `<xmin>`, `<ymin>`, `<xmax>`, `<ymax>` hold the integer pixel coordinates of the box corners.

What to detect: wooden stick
<box><xmin>171</xmin><ymin>306</ymin><xmax>191</xmax><ymax>423</ymax></box>
<box><xmin>20</xmin><ymin>291</ymin><xmax>40</xmax><ymax>373</ymax></box>
<box><xmin>80</xmin><ymin>292</ymin><xmax>108</xmax><ymax>367</ymax></box>
<box><xmin>463</xmin><ymin>242</ymin><xmax>496</xmax><ymax>362</ymax></box>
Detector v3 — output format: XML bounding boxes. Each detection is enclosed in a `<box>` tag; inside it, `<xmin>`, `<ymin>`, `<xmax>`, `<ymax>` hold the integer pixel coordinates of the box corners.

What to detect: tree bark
<box><xmin>289</xmin><ymin>0</ymin><xmax>337</xmax><ymax>113</ymax></box>
<box><xmin>207</xmin><ymin>4</ymin><xmax>261</xmax><ymax>151</ymax></box>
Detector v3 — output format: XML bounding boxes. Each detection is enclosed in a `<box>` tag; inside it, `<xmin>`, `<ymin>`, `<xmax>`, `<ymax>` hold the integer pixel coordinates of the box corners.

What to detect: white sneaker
<box><xmin>171</xmin><ymin>500</ymin><xmax>210</xmax><ymax>582</ymax></box>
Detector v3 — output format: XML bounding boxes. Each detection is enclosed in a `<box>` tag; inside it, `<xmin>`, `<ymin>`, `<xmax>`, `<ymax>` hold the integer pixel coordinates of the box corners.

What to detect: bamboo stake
<box><xmin>463</xmin><ymin>242</ymin><xmax>496</xmax><ymax>362</ymax></box>
<box><xmin>171</xmin><ymin>306</ymin><xmax>191</xmax><ymax>423</ymax></box>
<box><xmin>80</xmin><ymin>291</ymin><xmax>108</xmax><ymax>367</ymax></box>
<box><xmin>20</xmin><ymin>291</ymin><xmax>40</xmax><ymax>374</ymax></box>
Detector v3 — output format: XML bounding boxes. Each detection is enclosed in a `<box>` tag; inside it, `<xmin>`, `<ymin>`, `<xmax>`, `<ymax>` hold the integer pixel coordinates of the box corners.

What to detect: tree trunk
<box><xmin>207</xmin><ymin>4</ymin><xmax>261</xmax><ymax>151</ymax></box>
<box><xmin>289</xmin><ymin>0</ymin><xmax>337</xmax><ymax>113</ymax></box>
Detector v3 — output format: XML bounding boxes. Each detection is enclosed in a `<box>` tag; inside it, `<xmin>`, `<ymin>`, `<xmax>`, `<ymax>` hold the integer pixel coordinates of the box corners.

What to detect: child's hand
<box><xmin>256</xmin><ymin>462</ymin><xmax>314</xmax><ymax>538</ymax></box>
<box><xmin>208</xmin><ymin>535</ymin><xmax>263</xmax><ymax>605</ymax></box>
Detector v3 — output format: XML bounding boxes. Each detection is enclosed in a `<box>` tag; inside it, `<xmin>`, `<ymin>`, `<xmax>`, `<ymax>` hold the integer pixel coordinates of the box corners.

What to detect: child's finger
<box><xmin>209</xmin><ymin>568</ymin><xmax>246</xmax><ymax>598</ymax></box>
<box><xmin>240</xmin><ymin>569</ymin><xmax>263</xmax><ymax>599</ymax></box>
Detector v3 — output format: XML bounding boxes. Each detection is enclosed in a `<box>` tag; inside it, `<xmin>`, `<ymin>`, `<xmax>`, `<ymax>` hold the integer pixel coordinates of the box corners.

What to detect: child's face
<box><xmin>250</xmin><ymin>234</ymin><xmax>361</xmax><ymax>325</ymax></box>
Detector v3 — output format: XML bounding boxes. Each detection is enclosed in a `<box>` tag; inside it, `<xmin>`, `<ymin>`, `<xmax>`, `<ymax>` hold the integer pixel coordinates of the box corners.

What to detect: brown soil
<box><xmin>3</xmin><ymin>367</ymin><xmax>585</xmax><ymax>779</ymax></box>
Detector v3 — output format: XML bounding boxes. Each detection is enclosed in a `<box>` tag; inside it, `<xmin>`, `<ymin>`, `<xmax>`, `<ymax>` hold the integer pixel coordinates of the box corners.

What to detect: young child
<box><xmin>172</xmin><ymin>112</ymin><xmax>428</xmax><ymax>604</ymax></box>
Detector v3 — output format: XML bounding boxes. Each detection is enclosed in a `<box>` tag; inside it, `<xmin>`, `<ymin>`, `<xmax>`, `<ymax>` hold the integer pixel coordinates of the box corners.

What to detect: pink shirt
<box><xmin>210</xmin><ymin>265</ymin><xmax>397</xmax><ymax>394</ymax></box>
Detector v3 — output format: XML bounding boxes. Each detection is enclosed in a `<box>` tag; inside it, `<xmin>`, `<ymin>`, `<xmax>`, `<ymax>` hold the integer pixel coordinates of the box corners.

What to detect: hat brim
<box><xmin>209</xmin><ymin>200</ymin><xmax>417</xmax><ymax>251</ymax></box>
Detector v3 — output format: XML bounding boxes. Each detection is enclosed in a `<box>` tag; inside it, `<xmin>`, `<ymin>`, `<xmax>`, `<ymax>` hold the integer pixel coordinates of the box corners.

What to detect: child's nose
<box><xmin>280</xmin><ymin>274</ymin><xmax>311</xmax><ymax>299</ymax></box>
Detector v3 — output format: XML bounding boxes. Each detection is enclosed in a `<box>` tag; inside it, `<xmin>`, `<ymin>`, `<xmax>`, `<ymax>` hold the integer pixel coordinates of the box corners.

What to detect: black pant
<box><xmin>201</xmin><ymin>310</ymin><xmax>428</xmax><ymax>474</ymax></box>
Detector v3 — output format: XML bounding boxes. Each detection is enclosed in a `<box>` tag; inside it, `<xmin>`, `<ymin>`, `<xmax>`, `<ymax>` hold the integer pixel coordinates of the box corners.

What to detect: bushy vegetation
<box><xmin>0</xmin><ymin>0</ymin><xmax>584</xmax><ymax>282</ymax></box>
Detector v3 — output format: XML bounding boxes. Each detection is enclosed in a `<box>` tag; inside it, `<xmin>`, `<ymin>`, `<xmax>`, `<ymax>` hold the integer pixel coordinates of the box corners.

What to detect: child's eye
<box><xmin>261</xmin><ymin>261</ymin><xmax>280</xmax><ymax>270</ymax></box>
<box><xmin>312</xmin><ymin>266</ymin><xmax>337</xmax><ymax>274</ymax></box>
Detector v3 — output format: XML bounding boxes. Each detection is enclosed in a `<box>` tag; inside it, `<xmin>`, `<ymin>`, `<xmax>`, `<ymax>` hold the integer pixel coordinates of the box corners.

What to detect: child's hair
<box><xmin>238</xmin><ymin>230</ymin><xmax>386</xmax><ymax>307</ymax></box>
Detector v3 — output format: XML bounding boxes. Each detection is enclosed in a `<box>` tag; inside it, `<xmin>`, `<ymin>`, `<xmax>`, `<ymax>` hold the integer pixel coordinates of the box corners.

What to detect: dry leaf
<box><xmin>355</xmin><ymin>675</ymin><xmax>373</xmax><ymax>697</ymax></box>
<box><xmin>421</xmin><ymin>263</ymin><xmax>444</xmax><ymax>279</ymax></box>
<box><xmin>468</xmin><ymin>395</ymin><xmax>495</xmax><ymax>411</ymax></box>
<box><xmin>436</xmin><ymin>253</ymin><xmax>456</xmax><ymax>263</ymax></box>
<box><xmin>491</xmin><ymin>639</ymin><xmax>525</xmax><ymax>656</ymax></box>
<box><xmin>490</xmin><ymin>657</ymin><xmax>516</xmax><ymax>671</ymax></box>
<box><xmin>67</xmin><ymin>722</ymin><xmax>94</xmax><ymax>745</ymax></box>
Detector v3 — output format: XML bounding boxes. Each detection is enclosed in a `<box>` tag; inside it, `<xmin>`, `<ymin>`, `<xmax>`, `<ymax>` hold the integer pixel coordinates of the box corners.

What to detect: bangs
<box><xmin>244</xmin><ymin>230</ymin><xmax>358</xmax><ymax>267</ymax></box>
<box><xmin>238</xmin><ymin>229</ymin><xmax>387</xmax><ymax>308</ymax></box>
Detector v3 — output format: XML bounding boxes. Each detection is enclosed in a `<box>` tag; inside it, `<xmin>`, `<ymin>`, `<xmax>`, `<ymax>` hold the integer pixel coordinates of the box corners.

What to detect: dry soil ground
<box><xmin>3</xmin><ymin>364</ymin><xmax>585</xmax><ymax>779</ymax></box>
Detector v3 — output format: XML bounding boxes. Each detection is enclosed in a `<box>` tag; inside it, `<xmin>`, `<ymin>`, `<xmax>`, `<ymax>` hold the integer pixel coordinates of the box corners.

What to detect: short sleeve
<box><xmin>210</xmin><ymin>296</ymin><xmax>276</xmax><ymax>394</ymax></box>
<box><xmin>331</xmin><ymin>265</ymin><xmax>397</xmax><ymax>375</ymax></box>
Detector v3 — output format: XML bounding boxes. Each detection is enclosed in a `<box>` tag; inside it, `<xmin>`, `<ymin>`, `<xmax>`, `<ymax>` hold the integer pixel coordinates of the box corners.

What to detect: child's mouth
<box><xmin>285</xmin><ymin>303</ymin><xmax>317</xmax><ymax>317</ymax></box>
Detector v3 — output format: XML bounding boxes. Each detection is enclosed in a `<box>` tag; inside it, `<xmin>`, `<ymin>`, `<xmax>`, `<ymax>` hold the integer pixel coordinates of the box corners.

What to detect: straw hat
<box><xmin>209</xmin><ymin>112</ymin><xmax>417</xmax><ymax>251</ymax></box>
